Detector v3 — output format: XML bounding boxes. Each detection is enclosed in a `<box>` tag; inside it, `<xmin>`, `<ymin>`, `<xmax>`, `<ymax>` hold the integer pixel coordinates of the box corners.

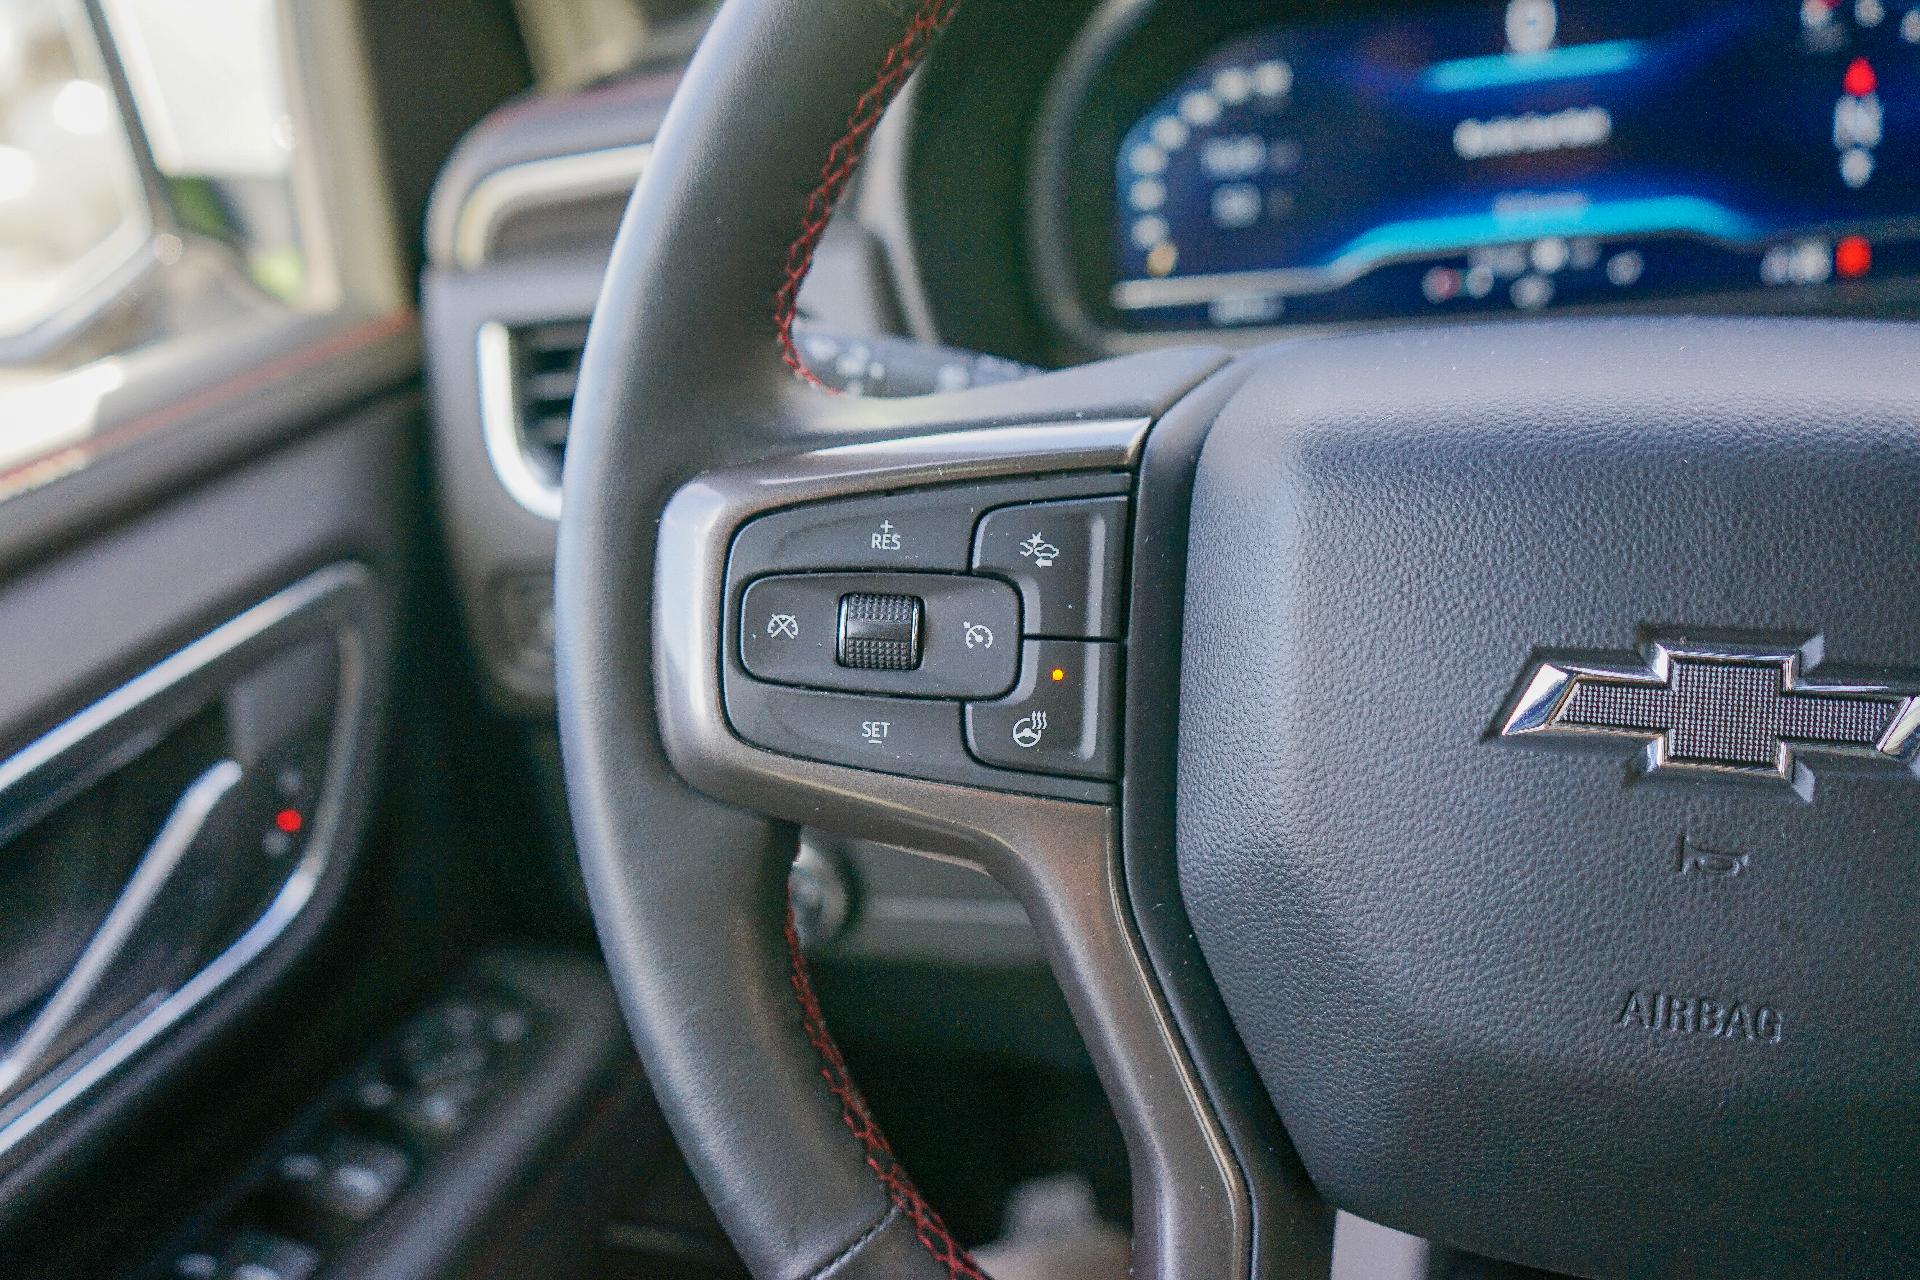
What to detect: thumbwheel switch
<box><xmin>837</xmin><ymin>592</ymin><xmax>923</xmax><ymax>671</ymax></box>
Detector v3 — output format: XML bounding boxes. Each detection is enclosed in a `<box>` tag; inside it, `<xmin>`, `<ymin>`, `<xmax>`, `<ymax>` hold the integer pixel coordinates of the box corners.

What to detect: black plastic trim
<box><xmin>1123</xmin><ymin>354</ymin><xmax>1334</xmax><ymax>1276</ymax></box>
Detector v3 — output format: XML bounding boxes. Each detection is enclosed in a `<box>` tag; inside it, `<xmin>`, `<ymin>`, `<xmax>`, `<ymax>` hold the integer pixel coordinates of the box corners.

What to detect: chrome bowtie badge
<box><xmin>1497</xmin><ymin>637</ymin><xmax>1920</xmax><ymax>795</ymax></box>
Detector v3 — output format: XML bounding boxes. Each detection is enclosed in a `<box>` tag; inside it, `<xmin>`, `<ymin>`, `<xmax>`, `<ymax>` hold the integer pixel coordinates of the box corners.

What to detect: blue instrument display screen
<box><xmin>1111</xmin><ymin>0</ymin><xmax>1920</xmax><ymax>328</ymax></box>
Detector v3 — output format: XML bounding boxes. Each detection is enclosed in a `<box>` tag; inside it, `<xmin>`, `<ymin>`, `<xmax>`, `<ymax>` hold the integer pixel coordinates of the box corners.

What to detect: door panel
<box><xmin>0</xmin><ymin>0</ymin><xmax>456</xmax><ymax>1259</ymax></box>
<box><xmin>0</xmin><ymin>390</ymin><xmax>410</xmax><ymax>1226</ymax></box>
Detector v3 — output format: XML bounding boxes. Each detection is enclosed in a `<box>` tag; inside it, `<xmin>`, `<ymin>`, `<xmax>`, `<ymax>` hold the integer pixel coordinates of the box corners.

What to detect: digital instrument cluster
<box><xmin>1101</xmin><ymin>0</ymin><xmax>1920</xmax><ymax>330</ymax></box>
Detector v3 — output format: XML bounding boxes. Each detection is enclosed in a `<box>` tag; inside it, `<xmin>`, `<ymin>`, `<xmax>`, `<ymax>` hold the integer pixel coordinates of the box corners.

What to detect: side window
<box><xmin>0</xmin><ymin>0</ymin><xmax>313</xmax><ymax>371</ymax></box>
<box><xmin>0</xmin><ymin>0</ymin><xmax>356</xmax><ymax>500</ymax></box>
<box><xmin>0</xmin><ymin>0</ymin><xmax>151</xmax><ymax>347</ymax></box>
<box><xmin>99</xmin><ymin>0</ymin><xmax>306</xmax><ymax>305</ymax></box>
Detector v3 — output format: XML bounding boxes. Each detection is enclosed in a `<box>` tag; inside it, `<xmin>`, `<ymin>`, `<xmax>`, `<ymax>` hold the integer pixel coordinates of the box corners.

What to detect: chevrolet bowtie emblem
<box><xmin>1498</xmin><ymin>637</ymin><xmax>1920</xmax><ymax>795</ymax></box>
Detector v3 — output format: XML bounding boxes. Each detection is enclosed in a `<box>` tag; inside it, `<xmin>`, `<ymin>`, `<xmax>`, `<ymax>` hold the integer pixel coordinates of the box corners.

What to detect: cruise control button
<box><xmin>973</xmin><ymin>496</ymin><xmax>1129</xmax><ymax>638</ymax></box>
<box><xmin>741</xmin><ymin>573</ymin><xmax>1018</xmax><ymax>697</ymax></box>
<box><xmin>741</xmin><ymin>577</ymin><xmax>844</xmax><ymax>681</ymax></box>
<box><xmin>965</xmin><ymin>640</ymin><xmax>1121</xmax><ymax>778</ymax></box>
<box><xmin>838</xmin><ymin>592</ymin><xmax>922</xmax><ymax>670</ymax></box>
<box><xmin>727</xmin><ymin>682</ymin><xmax>964</xmax><ymax>773</ymax></box>
<box><xmin>732</xmin><ymin>491</ymin><xmax>981</xmax><ymax>573</ymax></box>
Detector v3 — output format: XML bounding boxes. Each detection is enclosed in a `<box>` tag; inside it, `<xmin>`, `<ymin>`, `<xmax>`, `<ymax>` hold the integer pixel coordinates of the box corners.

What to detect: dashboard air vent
<box><xmin>477</xmin><ymin>318</ymin><xmax>588</xmax><ymax>521</ymax></box>
<box><xmin>511</xmin><ymin>319</ymin><xmax>588</xmax><ymax>473</ymax></box>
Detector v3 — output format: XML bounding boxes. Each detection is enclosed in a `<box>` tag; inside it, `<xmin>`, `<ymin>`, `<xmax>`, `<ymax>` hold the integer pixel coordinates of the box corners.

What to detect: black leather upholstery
<box><xmin>553</xmin><ymin>1</ymin><xmax>975</xmax><ymax>1277</ymax></box>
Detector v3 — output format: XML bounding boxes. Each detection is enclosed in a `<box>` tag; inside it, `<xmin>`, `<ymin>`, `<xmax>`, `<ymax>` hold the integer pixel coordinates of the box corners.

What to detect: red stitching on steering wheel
<box><xmin>774</xmin><ymin>8</ymin><xmax>985</xmax><ymax>1269</ymax></box>
<box><xmin>786</xmin><ymin>912</ymin><xmax>989</xmax><ymax>1279</ymax></box>
<box><xmin>772</xmin><ymin>0</ymin><xmax>960</xmax><ymax>388</ymax></box>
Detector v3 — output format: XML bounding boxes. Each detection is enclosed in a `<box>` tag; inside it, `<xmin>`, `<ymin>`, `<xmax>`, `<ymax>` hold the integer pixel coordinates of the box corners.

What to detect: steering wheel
<box><xmin>554</xmin><ymin>2</ymin><xmax>1920</xmax><ymax>1278</ymax></box>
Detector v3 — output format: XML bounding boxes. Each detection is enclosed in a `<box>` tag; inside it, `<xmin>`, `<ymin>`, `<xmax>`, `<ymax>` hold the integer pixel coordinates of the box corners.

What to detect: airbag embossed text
<box><xmin>1616</xmin><ymin>989</ymin><xmax>1784</xmax><ymax>1044</ymax></box>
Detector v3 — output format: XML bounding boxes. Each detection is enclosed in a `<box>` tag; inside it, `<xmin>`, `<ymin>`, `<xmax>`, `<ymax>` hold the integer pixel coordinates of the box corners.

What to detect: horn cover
<box><xmin>1176</xmin><ymin>319</ymin><xmax>1920</xmax><ymax>1277</ymax></box>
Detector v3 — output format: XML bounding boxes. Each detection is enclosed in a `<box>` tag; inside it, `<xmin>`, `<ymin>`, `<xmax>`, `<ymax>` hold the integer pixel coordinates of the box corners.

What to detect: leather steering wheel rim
<box><xmin>554</xmin><ymin>0</ymin><xmax>1310</xmax><ymax>1271</ymax></box>
<box><xmin>557</xmin><ymin>3</ymin><xmax>1136</xmax><ymax>1278</ymax></box>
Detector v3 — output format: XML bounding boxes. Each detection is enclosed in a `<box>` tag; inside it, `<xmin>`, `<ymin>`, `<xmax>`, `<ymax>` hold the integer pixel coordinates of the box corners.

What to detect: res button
<box><xmin>732</xmin><ymin>491</ymin><xmax>982</xmax><ymax>572</ymax></box>
<box><xmin>973</xmin><ymin>496</ymin><xmax>1129</xmax><ymax>638</ymax></box>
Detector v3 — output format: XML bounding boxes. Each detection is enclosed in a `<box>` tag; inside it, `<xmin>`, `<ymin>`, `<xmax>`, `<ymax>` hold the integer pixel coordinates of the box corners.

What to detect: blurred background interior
<box><xmin>0</xmin><ymin>2</ymin><xmax>1149</xmax><ymax>1277</ymax></box>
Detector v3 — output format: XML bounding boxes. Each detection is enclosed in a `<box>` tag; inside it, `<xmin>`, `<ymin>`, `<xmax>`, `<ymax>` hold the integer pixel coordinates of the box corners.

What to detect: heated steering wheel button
<box><xmin>973</xmin><ymin>496</ymin><xmax>1129</xmax><ymax>639</ymax></box>
<box><xmin>966</xmin><ymin>640</ymin><xmax>1120</xmax><ymax>779</ymax></box>
<box><xmin>838</xmin><ymin>592</ymin><xmax>922</xmax><ymax>670</ymax></box>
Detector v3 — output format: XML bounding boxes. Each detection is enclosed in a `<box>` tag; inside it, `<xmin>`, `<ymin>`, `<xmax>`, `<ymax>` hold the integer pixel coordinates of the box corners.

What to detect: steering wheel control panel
<box><xmin>740</xmin><ymin>572</ymin><xmax>1022</xmax><ymax>696</ymax></box>
<box><xmin>722</xmin><ymin>473</ymin><xmax>1130</xmax><ymax>800</ymax></box>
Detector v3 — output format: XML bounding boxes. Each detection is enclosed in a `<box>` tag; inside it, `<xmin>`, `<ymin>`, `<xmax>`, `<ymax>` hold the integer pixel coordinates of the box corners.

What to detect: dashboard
<box><xmin>1031</xmin><ymin>0</ymin><xmax>1920</xmax><ymax>340</ymax></box>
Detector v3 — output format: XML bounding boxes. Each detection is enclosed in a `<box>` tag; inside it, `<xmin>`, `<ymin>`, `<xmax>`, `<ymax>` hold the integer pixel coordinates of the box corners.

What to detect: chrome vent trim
<box><xmin>443</xmin><ymin>143</ymin><xmax>652</xmax><ymax>271</ymax></box>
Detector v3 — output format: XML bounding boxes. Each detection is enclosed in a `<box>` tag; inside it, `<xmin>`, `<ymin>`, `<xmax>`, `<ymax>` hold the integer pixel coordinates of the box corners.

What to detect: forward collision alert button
<box><xmin>965</xmin><ymin>639</ymin><xmax>1121</xmax><ymax>779</ymax></box>
<box><xmin>973</xmin><ymin>496</ymin><xmax>1129</xmax><ymax>639</ymax></box>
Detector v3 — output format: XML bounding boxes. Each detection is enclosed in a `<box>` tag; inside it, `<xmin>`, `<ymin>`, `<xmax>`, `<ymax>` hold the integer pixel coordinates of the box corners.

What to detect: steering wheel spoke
<box><xmin>652</xmin><ymin>351</ymin><xmax>1256</xmax><ymax>1280</ymax></box>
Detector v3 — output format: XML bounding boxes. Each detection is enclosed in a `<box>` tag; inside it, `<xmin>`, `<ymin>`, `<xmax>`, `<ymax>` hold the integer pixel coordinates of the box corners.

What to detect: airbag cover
<box><xmin>1177</xmin><ymin>320</ymin><xmax>1920</xmax><ymax>1278</ymax></box>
